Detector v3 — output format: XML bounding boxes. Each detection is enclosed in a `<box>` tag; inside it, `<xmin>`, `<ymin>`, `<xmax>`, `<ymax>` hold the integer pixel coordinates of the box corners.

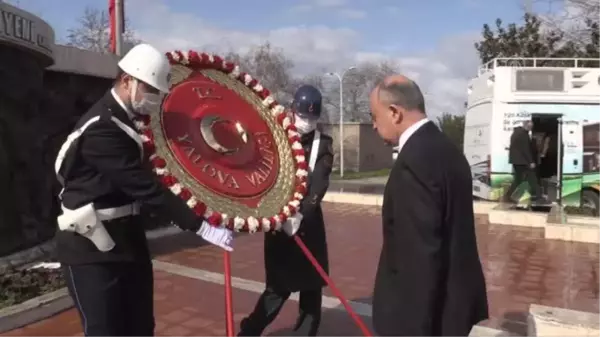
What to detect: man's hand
<box><xmin>530</xmin><ymin>163</ymin><xmax>536</xmax><ymax>169</ymax></box>
<box><xmin>282</xmin><ymin>213</ymin><xmax>303</xmax><ymax>236</ymax></box>
<box><xmin>197</xmin><ymin>221</ymin><xmax>234</xmax><ymax>251</ymax></box>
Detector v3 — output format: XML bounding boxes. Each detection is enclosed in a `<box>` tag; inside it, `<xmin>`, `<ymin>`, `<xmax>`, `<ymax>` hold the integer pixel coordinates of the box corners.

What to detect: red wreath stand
<box><xmin>139</xmin><ymin>50</ymin><xmax>372</xmax><ymax>336</ymax></box>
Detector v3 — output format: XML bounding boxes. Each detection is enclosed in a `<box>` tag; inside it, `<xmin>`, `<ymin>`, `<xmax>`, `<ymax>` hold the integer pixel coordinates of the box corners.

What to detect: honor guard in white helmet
<box><xmin>54</xmin><ymin>43</ymin><xmax>232</xmax><ymax>336</ymax></box>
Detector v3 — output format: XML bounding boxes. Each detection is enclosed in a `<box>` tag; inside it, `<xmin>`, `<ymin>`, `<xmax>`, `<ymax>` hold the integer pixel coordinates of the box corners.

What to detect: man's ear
<box><xmin>119</xmin><ymin>73</ymin><xmax>132</xmax><ymax>90</ymax></box>
<box><xmin>389</xmin><ymin>104</ymin><xmax>403</xmax><ymax>124</ymax></box>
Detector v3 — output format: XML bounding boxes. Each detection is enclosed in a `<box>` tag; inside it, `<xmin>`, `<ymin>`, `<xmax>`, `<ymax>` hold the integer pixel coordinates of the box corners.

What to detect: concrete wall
<box><xmin>48</xmin><ymin>45</ymin><xmax>119</xmax><ymax>79</ymax></box>
<box><xmin>358</xmin><ymin>124</ymin><xmax>393</xmax><ymax>171</ymax></box>
<box><xmin>322</xmin><ymin>123</ymin><xmax>393</xmax><ymax>172</ymax></box>
<box><xmin>0</xmin><ymin>1</ymin><xmax>122</xmax><ymax>257</ymax></box>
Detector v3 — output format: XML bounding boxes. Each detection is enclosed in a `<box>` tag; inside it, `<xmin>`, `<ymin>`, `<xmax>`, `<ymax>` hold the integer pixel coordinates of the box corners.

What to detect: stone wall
<box><xmin>323</xmin><ymin>123</ymin><xmax>393</xmax><ymax>172</ymax></box>
<box><xmin>0</xmin><ymin>46</ymin><xmax>47</xmax><ymax>256</ymax></box>
<box><xmin>0</xmin><ymin>65</ymin><xmax>112</xmax><ymax>256</ymax></box>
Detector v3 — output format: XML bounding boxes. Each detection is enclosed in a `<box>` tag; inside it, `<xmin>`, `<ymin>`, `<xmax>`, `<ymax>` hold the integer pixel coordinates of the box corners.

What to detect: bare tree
<box><xmin>224</xmin><ymin>43</ymin><xmax>296</xmax><ymax>103</ymax></box>
<box><xmin>225</xmin><ymin>44</ymin><xmax>401</xmax><ymax>124</ymax></box>
<box><xmin>527</xmin><ymin>0</ymin><xmax>599</xmax><ymax>47</ymax></box>
<box><xmin>325</xmin><ymin>60</ymin><xmax>401</xmax><ymax>122</ymax></box>
<box><xmin>66</xmin><ymin>7</ymin><xmax>139</xmax><ymax>53</ymax></box>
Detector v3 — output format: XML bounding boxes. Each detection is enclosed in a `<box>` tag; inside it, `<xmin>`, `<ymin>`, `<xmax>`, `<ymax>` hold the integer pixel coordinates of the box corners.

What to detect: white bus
<box><xmin>463</xmin><ymin>57</ymin><xmax>600</xmax><ymax>214</ymax></box>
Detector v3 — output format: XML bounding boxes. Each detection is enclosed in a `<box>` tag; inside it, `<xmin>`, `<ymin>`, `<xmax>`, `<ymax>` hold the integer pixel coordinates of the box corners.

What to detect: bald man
<box><xmin>369</xmin><ymin>76</ymin><xmax>488</xmax><ymax>336</ymax></box>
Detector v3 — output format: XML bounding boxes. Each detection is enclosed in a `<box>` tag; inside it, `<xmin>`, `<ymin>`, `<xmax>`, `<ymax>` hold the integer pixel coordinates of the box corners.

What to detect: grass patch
<box><xmin>0</xmin><ymin>266</ymin><xmax>66</xmax><ymax>309</ymax></box>
<box><xmin>331</xmin><ymin>168</ymin><xmax>391</xmax><ymax>180</ymax></box>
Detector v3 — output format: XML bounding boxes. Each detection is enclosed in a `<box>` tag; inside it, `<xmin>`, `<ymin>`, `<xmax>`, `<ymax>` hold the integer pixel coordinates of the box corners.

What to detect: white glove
<box><xmin>282</xmin><ymin>213</ymin><xmax>303</xmax><ymax>236</ymax></box>
<box><xmin>197</xmin><ymin>221</ymin><xmax>234</xmax><ymax>251</ymax></box>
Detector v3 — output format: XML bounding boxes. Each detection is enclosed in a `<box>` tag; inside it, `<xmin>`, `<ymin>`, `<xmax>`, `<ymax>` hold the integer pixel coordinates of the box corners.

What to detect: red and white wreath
<box><xmin>133</xmin><ymin>50</ymin><xmax>308</xmax><ymax>233</ymax></box>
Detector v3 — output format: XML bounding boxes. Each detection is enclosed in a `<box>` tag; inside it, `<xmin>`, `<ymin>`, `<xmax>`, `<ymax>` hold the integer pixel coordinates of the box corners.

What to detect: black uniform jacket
<box><xmin>372</xmin><ymin>121</ymin><xmax>489</xmax><ymax>336</ymax></box>
<box><xmin>264</xmin><ymin>130</ymin><xmax>333</xmax><ymax>292</ymax></box>
<box><xmin>55</xmin><ymin>92</ymin><xmax>201</xmax><ymax>265</ymax></box>
<box><xmin>509</xmin><ymin>126</ymin><xmax>536</xmax><ymax>166</ymax></box>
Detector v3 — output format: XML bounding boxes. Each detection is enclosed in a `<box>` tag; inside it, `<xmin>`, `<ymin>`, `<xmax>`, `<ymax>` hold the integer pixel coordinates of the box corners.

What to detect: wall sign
<box><xmin>0</xmin><ymin>2</ymin><xmax>55</xmax><ymax>65</ymax></box>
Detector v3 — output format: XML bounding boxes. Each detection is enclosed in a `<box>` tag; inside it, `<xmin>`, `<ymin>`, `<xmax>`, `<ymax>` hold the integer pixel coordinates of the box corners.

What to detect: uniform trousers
<box><xmin>238</xmin><ymin>287</ymin><xmax>322</xmax><ymax>336</ymax></box>
<box><xmin>63</xmin><ymin>260</ymin><xmax>154</xmax><ymax>336</ymax></box>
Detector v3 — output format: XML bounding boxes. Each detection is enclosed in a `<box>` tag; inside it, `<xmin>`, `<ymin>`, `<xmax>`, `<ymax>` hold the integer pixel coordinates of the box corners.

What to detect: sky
<box><xmin>6</xmin><ymin>0</ymin><xmax>551</xmax><ymax>117</ymax></box>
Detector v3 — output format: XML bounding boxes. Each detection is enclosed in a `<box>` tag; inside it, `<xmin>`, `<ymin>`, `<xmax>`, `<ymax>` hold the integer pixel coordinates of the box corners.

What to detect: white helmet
<box><xmin>118</xmin><ymin>43</ymin><xmax>171</xmax><ymax>93</ymax></box>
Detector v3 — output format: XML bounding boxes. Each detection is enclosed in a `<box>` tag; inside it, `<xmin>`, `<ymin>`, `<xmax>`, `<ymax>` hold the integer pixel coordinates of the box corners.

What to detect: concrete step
<box><xmin>528</xmin><ymin>305</ymin><xmax>599</xmax><ymax>336</ymax></box>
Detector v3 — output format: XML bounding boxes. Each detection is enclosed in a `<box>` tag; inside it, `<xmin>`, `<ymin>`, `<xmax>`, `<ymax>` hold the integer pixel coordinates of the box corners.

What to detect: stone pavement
<box><xmin>3</xmin><ymin>203</ymin><xmax>599</xmax><ymax>336</ymax></box>
<box><xmin>6</xmin><ymin>270</ymin><xmax>369</xmax><ymax>336</ymax></box>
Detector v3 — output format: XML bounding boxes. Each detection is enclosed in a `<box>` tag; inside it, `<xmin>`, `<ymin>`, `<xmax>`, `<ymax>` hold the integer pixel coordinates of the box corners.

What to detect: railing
<box><xmin>478</xmin><ymin>57</ymin><xmax>600</xmax><ymax>75</ymax></box>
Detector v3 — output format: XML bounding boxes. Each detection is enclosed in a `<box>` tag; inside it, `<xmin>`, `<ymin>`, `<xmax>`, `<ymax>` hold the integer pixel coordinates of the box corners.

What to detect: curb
<box><xmin>324</xmin><ymin>191</ymin><xmax>599</xmax><ymax>243</ymax></box>
<box><xmin>528</xmin><ymin>304</ymin><xmax>600</xmax><ymax>337</ymax></box>
<box><xmin>0</xmin><ymin>226</ymin><xmax>185</xmax><ymax>333</ymax></box>
<box><xmin>0</xmin><ymin>288</ymin><xmax>72</xmax><ymax>334</ymax></box>
<box><xmin>0</xmin><ymin>240</ymin><xmax>56</xmax><ymax>270</ymax></box>
<box><xmin>323</xmin><ymin>191</ymin><xmax>500</xmax><ymax>215</ymax></box>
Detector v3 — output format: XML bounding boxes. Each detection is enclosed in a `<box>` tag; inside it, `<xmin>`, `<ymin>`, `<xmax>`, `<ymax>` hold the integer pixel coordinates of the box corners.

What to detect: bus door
<box><xmin>558</xmin><ymin>117</ymin><xmax>584</xmax><ymax>206</ymax></box>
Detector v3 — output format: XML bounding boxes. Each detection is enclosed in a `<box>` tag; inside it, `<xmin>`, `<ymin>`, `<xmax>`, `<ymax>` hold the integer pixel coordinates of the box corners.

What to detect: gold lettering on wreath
<box><xmin>176</xmin><ymin>133</ymin><xmax>240</xmax><ymax>190</ymax></box>
<box><xmin>193</xmin><ymin>87</ymin><xmax>222</xmax><ymax>100</ymax></box>
<box><xmin>245</xmin><ymin>132</ymin><xmax>275</xmax><ymax>187</ymax></box>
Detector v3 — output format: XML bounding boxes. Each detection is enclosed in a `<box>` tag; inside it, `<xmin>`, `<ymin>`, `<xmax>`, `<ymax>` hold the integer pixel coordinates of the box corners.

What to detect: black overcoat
<box><xmin>372</xmin><ymin>121</ymin><xmax>489</xmax><ymax>336</ymax></box>
<box><xmin>509</xmin><ymin>126</ymin><xmax>537</xmax><ymax>166</ymax></box>
<box><xmin>264</xmin><ymin>130</ymin><xmax>333</xmax><ymax>292</ymax></box>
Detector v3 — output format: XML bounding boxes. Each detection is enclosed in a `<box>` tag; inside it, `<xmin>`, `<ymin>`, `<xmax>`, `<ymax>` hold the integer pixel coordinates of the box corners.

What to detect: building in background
<box><xmin>321</xmin><ymin>122</ymin><xmax>394</xmax><ymax>172</ymax></box>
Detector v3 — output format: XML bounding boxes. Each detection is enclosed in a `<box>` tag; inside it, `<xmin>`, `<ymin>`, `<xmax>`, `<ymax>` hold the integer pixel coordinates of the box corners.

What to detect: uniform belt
<box><xmin>95</xmin><ymin>203</ymin><xmax>140</xmax><ymax>221</ymax></box>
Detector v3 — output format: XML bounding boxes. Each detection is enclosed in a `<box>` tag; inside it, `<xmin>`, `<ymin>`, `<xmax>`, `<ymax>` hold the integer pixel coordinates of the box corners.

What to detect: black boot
<box><xmin>237</xmin><ymin>317</ymin><xmax>263</xmax><ymax>336</ymax></box>
<box><xmin>294</xmin><ymin>312</ymin><xmax>306</xmax><ymax>331</ymax></box>
<box><xmin>293</xmin><ymin>311</ymin><xmax>320</xmax><ymax>336</ymax></box>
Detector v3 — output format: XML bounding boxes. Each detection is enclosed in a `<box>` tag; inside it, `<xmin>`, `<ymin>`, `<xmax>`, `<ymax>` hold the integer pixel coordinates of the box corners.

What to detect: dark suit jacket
<box><xmin>372</xmin><ymin>121</ymin><xmax>489</xmax><ymax>336</ymax></box>
<box><xmin>509</xmin><ymin>126</ymin><xmax>536</xmax><ymax>166</ymax></box>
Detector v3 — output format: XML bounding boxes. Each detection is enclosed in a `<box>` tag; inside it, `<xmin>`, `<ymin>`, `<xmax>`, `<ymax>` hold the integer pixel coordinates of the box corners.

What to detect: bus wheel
<box><xmin>581</xmin><ymin>190</ymin><xmax>599</xmax><ymax>217</ymax></box>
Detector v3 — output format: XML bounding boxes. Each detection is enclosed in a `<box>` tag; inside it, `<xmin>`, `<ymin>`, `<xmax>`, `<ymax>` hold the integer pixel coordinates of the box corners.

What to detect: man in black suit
<box><xmin>368</xmin><ymin>75</ymin><xmax>488</xmax><ymax>336</ymax></box>
<box><xmin>504</xmin><ymin>120</ymin><xmax>542</xmax><ymax>203</ymax></box>
<box><xmin>54</xmin><ymin>44</ymin><xmax>233</xmax><ymax>336</ymax></box>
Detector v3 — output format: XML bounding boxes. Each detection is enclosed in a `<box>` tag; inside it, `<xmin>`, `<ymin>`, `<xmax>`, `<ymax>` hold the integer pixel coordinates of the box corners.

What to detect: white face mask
<box><xmin>294</xmin><ymin>116</ymin><xmax>317</xmax><ymax>134</ymax></box>
<box><xmin>129</xmin><ymin>78</ymin><xmax>161</xmax><ymax>115</ymax></box>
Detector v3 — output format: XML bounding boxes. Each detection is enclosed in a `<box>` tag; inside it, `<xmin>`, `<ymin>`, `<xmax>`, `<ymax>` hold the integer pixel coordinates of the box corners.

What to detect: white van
<box><xmin>463</xmin><ymin>57</ymin><xmax>599</xmax><ymax>214</ymax></box>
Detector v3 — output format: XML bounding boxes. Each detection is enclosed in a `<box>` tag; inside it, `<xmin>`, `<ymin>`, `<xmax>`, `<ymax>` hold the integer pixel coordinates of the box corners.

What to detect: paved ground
<box><xmin>328</xmin><ymin>182</ymin><xmax>385</xmax><ymax>194</ymax></box>
<box><xmin>3</xmin><ymin>203</ymin><xmax>599</xmax><ymax>336</ymax></box>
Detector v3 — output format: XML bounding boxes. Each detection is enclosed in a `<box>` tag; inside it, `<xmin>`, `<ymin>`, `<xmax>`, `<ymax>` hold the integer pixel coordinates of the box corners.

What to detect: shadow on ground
<box><xmin>266</xmin><ymin>296</ymin><xmax>374</xmax><ymax>336</ymax></box>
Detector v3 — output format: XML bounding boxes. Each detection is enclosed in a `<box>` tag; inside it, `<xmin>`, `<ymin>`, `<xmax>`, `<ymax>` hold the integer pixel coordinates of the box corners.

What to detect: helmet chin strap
<box><xmin>129</xmin><ymin>79</ymin><xmax>139</xmax><ymax>108</ymax></box>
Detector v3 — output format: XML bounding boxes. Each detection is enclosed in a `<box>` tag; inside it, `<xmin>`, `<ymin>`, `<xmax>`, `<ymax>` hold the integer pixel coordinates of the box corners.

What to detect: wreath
<box><xmin>133</xmin><ymin>50</ymin><xmax>308</xmax><ymax>233</ymax></box>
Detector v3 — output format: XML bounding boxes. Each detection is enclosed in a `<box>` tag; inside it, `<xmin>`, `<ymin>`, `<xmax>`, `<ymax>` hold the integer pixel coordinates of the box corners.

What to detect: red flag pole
<box><xmin>293</xmin><ymin>235</ymin><xmax>373</xmax><ymax>336</ymax></box>
<box><xmin>223</xmin><ymin>251</ymin><xmax>235</xmax><ymax>336</ymax></box>
<box><xmin>108</xmin><ymin>0</ymin><xmax>116</xmax><ymax>53</ymax></box>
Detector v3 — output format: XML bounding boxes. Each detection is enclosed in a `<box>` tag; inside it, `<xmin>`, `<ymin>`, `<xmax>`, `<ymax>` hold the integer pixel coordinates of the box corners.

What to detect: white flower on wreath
<box><xmin>233</xmin><ymin>216</ymin><xmax>245</xmax><ymax>232</ymax></box>
<box><xmin>247</xmin><ymin>217</ymin><xmax>259</xmax><ymax>233</ymax></box>
<box><xmin>169</xmin><ymin>183</ymin><xmax>182</xmax><ymax>195</ymax></box>
<box><xmin>261</xmin><ymin>218</ymin><xmax>271</xmax><ymax>232</ymax></box>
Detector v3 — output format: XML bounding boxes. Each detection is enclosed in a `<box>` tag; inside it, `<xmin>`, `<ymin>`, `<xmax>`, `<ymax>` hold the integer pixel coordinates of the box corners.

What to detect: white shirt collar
<box><xmin>396</xmin><ymin>118</ymin><xmax>429</xmax><ymax>154</ymax></box>
<box><xmin>111</xmin><ymin>88</ymin><xmax>135</xmax><ymax>120</ymax></box>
